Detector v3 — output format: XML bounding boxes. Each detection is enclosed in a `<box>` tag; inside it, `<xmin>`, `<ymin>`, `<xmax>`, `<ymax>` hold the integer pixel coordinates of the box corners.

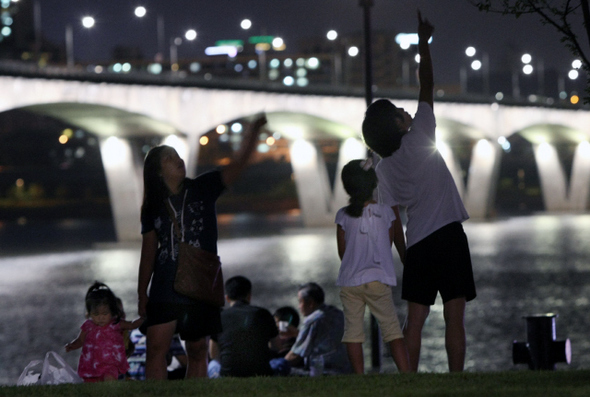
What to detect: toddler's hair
<box><xmin>341</xmin><ymin>159</ymin><xmax>378</xmax><ymax>217</ymax></box>
<box><xmin>85</xmin><ymin>281</ymin><xmax>123</xmax><ymax>322</ymax></box>
<box><xmin>273</xmin><ymin>306</ymin><xmax>300</xmax><ymax>328</ymax></box>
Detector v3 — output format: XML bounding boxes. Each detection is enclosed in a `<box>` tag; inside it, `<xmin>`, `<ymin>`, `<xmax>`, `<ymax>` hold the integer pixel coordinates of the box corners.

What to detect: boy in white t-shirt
<box><xmin>361</xmin><ymin>11</ymin><xmax>476</xmax><ymax>372</ymax></box>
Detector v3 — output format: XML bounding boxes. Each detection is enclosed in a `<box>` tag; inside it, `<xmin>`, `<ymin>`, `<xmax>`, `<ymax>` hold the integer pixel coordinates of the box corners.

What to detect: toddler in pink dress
<box><xmin>65</xmin><ymin>281</ymin><xmax>144</xmax><ymax>382</ymax></box>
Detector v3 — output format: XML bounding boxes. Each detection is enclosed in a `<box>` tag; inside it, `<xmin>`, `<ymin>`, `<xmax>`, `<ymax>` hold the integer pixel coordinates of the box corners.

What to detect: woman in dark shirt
<box><xmin>137</xmin><ymin>114</ymin><xmax>267</xmax><ymax>379</ymax></box>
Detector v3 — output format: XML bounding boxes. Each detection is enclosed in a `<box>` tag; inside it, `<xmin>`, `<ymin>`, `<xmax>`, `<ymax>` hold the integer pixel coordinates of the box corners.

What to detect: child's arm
<box><xmin>390</xmin><ymin>206</ymin><xmax>406</xmax><ymax>265</ymax></box>
<box><xmin>221</xmin><ymin>113</ymin><xmax>267</xmax><ymax>187</ymax></box>
<box><xmin>119</xmin><ymin>316</ymin><xmax>145</xmax><ymax>331</ymax></box>
<box><xmin>417</xmin><ymin>10</ymin><xmax>434</xmax><ymax>112</ymax></box>
<box><xmin>64</xmin><ymin>330</ymin><xmax>87</xmax><ymax>352</ymax></box>
<box><xmin>336</xmin><ymin>224</ymin><xmax>346</xmax><ymax>260</ymax></box>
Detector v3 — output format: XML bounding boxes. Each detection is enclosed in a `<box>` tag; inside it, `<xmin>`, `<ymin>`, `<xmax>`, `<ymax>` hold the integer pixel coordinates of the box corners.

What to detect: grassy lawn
<box><xmin>1</xmin><ymin>370</ymin><xmax>589</xmax><ymax>397</ymax></box>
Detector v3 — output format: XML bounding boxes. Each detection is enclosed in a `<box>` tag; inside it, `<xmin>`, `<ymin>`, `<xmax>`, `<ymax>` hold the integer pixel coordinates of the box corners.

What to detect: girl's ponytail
<box><xmin>341</xmin><ymin>159</ymin><xmax>378</xmax><ymax>218</ymax></box>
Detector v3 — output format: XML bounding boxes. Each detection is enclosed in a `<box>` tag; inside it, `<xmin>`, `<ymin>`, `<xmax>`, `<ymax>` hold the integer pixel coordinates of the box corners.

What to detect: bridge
<box><xmin>1</xmin><ymin>71</ymin><xmax>589</xmax><ymax>241</ymax></box>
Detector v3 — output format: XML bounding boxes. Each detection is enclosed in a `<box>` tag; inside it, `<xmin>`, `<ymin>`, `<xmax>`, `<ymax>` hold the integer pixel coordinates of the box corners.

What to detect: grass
<box><xmin>1</xmin><ymin>370</ymin><xmax>590</xmax><ymax>397</ymax></box>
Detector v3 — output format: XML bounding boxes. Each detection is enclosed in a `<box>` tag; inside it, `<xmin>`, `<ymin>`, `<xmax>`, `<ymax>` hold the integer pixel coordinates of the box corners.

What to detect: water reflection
<box><xmin>0</xmin><ymin>214</ymin><xmax>589</xmax><ymax>384</ymax></box>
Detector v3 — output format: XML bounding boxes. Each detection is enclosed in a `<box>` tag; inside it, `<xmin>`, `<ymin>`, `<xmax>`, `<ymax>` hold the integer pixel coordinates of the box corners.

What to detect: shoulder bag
<box><xmin>166</xmin><ymin>195</ymin><xmax>225</xmax><ymax>307</ymax></box>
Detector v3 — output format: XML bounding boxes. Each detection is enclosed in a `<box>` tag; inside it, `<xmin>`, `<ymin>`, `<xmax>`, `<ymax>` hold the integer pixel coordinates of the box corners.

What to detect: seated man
<box><xmin>209</xmin><ymin>276</ymin><xmax>281</xmax><ymax>377</ymax></box>
<box><xmin>285</xmin><ymin>282</ymin><xmax>352</xmax><ymax>375</ymax></box>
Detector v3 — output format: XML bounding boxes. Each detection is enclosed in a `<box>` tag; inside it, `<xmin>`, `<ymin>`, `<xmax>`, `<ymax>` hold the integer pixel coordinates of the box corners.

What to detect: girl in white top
<box><xmin>335</xmin><ymin>159</ymin><xmax>410</xmax><ymax>374</ymax></box>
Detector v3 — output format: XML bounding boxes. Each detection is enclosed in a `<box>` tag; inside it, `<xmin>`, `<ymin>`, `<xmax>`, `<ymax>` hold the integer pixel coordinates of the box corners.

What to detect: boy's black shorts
<box><xmin>402</xmin><ymin>222</ymin><xmax>476</xmax><ymax>306</ymax></box>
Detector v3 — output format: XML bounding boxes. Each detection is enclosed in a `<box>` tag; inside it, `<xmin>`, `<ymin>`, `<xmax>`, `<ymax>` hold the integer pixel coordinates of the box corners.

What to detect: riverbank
<box><xmin>2</xmin><ymin>370</ymin><xmax>590</xmax><ymax>397</ymax></box>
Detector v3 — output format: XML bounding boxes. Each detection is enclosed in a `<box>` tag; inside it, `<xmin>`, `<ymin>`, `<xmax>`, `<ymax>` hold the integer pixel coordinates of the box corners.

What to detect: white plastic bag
<box><xmin>16</xmin><ymin>359</ymin><xmax>43</xmax><ymax>386</ymax></box>
<box><xmin>17</xmin><ymin>351</ymin><xmax>83</xmax><ymax>386</ymax></box>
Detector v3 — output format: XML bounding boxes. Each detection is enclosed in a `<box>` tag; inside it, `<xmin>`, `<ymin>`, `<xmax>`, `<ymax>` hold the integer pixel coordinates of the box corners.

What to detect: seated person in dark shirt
<box><xmin>208</xmin><ymin>276</ymin><xmax>281</xmax><ymax>377</ymax></box>
<box><xmin>273</xmin><ymin>306</ymin><xmax>300</xmax><ymax>358</ymax></box>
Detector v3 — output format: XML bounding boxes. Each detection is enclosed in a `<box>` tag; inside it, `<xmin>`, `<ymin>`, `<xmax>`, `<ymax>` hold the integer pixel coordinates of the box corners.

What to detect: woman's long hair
<box><xmin>341</xmin><ymin>159</ymin><xmax>378</xmax><ymax>218</ymax></box>
<box><xmin>141</xmin><ymin>145</ymin><xmax>171</xmax><ymax>220</ymax></box>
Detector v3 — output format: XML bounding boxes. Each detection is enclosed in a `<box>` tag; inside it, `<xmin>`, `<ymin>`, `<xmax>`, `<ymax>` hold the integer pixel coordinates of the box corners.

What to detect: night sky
<box><xmin>36</xmin><ymin>0</ymin><xmax>578</xmax><ymax>85</ymax></box>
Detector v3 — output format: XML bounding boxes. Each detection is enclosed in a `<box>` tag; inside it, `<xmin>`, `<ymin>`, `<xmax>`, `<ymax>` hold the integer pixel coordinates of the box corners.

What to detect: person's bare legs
<box><xmin>185</xmin><ymin>337</ymin><xmax>209</xmax><ymax>378</ymax></box>
<box><xmin>388</xmin><ymin>338</ymin><xmax>411</xmax><ymax>373</ymax></box>
<box><xmin>443</xmin><ymin>297</ymin><xmax>466</xmax><ymax>372</ymax></box>
<box><xmin>145</xmin><ymin>321</ymin><xmax>176</xmax><ymax>380</ymax></box>
<box><xmin>402</xmin><ymin>302</ymin><xmax>430</xmax><ymax>372</ymax></box>
<box><xmin>345</xmin><ymin>342</ymin><xmax>364</xmax><ymax>374</ymax></box>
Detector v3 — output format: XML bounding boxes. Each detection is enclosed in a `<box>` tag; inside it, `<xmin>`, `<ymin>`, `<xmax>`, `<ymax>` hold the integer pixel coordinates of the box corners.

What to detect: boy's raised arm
<box><xmin>417</xmin><ymin>10</ymin><xmax>434</xmax><ymax>109</ymax></box>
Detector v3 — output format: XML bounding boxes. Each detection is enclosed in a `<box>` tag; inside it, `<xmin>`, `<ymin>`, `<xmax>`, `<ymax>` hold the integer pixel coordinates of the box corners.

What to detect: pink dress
<box><xmin>77</xmin><ymin>319</ymin><xmax>129</xmax><ymax>380</ymax></box>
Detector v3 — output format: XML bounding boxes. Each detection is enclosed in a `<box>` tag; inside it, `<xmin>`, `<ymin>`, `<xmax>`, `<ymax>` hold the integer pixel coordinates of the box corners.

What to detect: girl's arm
<box><xmin>64</xmin><ymin>330</ymin><xmax>87</xmax><ymax>352</ymax></box>
<box><xmin>119</xmin><ymin>317</ymin><xmax>145</xmax><ymax>331</ymax></box>
<box><xmin>137</xmin><ymin>230</ymin><xmax>158</xmax><ymax>318</ymax></box>
<box><xmin>336</xmin><ymin>224</ymin><xmax>346</xmax><ymax>260</ymax></box>
<box><xmin>391</xmin><ymin>206</ymin><xmax>406</xmax><ymax>265</ymax></box>
<box><xmin>221</xmin><ymin>114</ymin><xmax>267</xmax><ymax>187</ymax></box>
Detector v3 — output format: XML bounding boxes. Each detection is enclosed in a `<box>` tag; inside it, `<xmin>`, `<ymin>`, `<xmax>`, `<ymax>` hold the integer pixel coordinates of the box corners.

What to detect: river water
<box><xmin>1</xmin><ymin>214</ymin><xmax>589</xmax><ymax>385</ymax></box>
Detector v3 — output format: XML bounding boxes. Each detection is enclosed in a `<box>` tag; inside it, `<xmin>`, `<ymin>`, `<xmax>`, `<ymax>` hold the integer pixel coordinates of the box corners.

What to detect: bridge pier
<box><xmin>99</xmin><ymin>137</ymin><xmax>142</xmax><ymax>241</ymax></box>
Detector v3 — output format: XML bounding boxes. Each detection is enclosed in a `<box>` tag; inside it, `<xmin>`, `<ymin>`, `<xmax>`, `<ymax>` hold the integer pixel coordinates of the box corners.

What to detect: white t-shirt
<box><xmin>335</xmin><ymin>203</ymin><xmax>398</xmax><ymax>287</ymax></box>
<box><xmin>376</xmin><ymin>102</ymin><xmax>469</xmax><ymax>248</ymax></box>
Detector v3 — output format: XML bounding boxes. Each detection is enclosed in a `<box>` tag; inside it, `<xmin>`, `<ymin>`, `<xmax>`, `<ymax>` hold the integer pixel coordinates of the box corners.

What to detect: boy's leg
<box><xmin>403</xmin><ymin>302</ymin><xmax>430</xmax><ymax>372</ymax></box>
<box><xmin>345</xmin><ymin>343</ymin><xmax>364</xmax><ymax>374</ymax></box>
<box><xmin>388</xmin><ymin>338</ymin><xmax>411</xmax><ymax>373</ymax></box>
<box><xmin>443</xmin><ymin>297</ymin><xmax>466</xmax><ymax>372</ymax></box>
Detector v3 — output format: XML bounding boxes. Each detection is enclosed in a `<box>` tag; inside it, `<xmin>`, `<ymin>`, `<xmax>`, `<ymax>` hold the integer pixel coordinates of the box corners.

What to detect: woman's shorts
<box><xmin>340</xmin><ymin>281</ymin><xmax>404</xmax><ymax>343</ymax></box>
<box><xmin>402</xmin><ymin>222</ymin><xmax>477</xmax><ymax>306</ymax></box>
<box><xmin>141</xmin><ymin>301</ymin><xmax>222</xmax><ymax>341</ymax></box>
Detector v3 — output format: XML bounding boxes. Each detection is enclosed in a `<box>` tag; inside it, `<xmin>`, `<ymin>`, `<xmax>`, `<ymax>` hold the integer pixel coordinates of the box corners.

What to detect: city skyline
<box><xmin>25</xmin><ymin>0</ymin><xmax>582</xmax><ymax>85</ymax></box>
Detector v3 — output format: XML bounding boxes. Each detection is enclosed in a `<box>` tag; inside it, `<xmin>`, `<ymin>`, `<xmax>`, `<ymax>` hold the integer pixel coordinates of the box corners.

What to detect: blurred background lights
<box><xmin>569</xmin><ymin>69</ymin><xmax>579</xmax><ymax>80</ymax></box>
<box><xmin>272</xmin><ymin>37</ymin><xmax>285</xmax><ymax>50</ymax></box>
<box><xmin>283</xmin><ymin>76</ymin><xmax>295</xmax><ymax>86</ymax></box>
<box><xmin>571</xmin><ymin>94</ymin><xmax>580</xmax><ymax>104</ymax></box>
<box><xmin>185</xmin><ymin>29</ymin><xmax>197</xmax><ymax>41</ymax></box>
<box><xmin>240</xmin><ymin>19</ymin><xmax>252</xmax><ymax>30</ymax></box>
<box><xmin>521</xmin><ymin>53</ymin><xmax>532</xmax><ymax>64</ymax></box>
<box><xmin>269</xmin><ymin>58</ymin><xmax>280</xmax><ymax>69</ymax></box>
<box><xmin>134</xmin><ymin>6</ymin><xmax>146</xmax><ymax>18</ymax></box>
<box><xmin>199</xmin><ymin>136</ymin><xmax>209</xmax><ymax>145</ymax></box>
<box><xmin>465</xmin><ymin>46</ymin><xmax>476</xmax><ymax>57</ymax></box>
<box><xmin>327</xmin><ymin>30</ymin><xmax>338</xmax><ymax>41</ymax></box>
<box><xmin>305</xmin><ymin>57</ymin><xmax>320</xmax><ymax>69</ymax></box>
<box><xmin>572</xmin><ymin>59</ymin><xmax>582</xmax><ymax>69</ymax></box>
<box><xmin>216</xmin><ymin>124</ymin><xmax>227</xmax><ymax>134</ymax></box>
<box><xmin>82</xmin><ymin>16</ymin><xmax>95</xmax><ymax>28</ymax></box>
<box><xmin>297</xmin><ymin>77</ymin><xmax>309</xmax><ymax>86</ymax></box>
<box><xmin>471</xmin><ymin>60</ymin><xmax>482</xmax><ymax>71</ymax></box>
<box><xmin>296</xmin><ymin>68</ymin><xmax>307</xmax><ymax>77</ymax></box>
<box><xmin>522</xmin><ymin>64</ymin><xmax>533</xmax><ymax>75</ymax></box>
<box><xmin>348</xmin><ymin>46</ymin><xmax>359</xmax><ymax>57</ymax></box>
<box><xmin>148</xmin><ymin>63</ymin><xmax>163</xmax><ymax>74</ymax></box>
<box><xmin>284</xmin><ymin>58</ymin><xmax>293</xmax><ymax>68</ymax></box>
<box><xmin>231</xmin><ymin>123</ymin><xmax>243</xmax><ymax>133</ymax></box>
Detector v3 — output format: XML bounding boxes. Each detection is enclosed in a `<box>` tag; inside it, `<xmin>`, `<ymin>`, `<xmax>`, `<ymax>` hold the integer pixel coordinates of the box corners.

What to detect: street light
<box><xmin>461</xmin><ymin>46</ymin><xmax>489</xmax><ymax>95</ymax></box>
<box><xmin>66</xmin><ymin>16</ymin><xmax>95</xmax><ymax>69</ymax></box>
<box><xmin>326</xmin><ymin>30</ymin><xmax>341</xmax><ymax>85</ymax></box>
<box><xmin>240</xmin><ymin>19</ymin><xmax>252</xmax><ymax>30</ymax></box>
<box><xmin>134</xmin><ymin>6</ymin><xmax>165</xmax><ymax>61</ymax></box>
